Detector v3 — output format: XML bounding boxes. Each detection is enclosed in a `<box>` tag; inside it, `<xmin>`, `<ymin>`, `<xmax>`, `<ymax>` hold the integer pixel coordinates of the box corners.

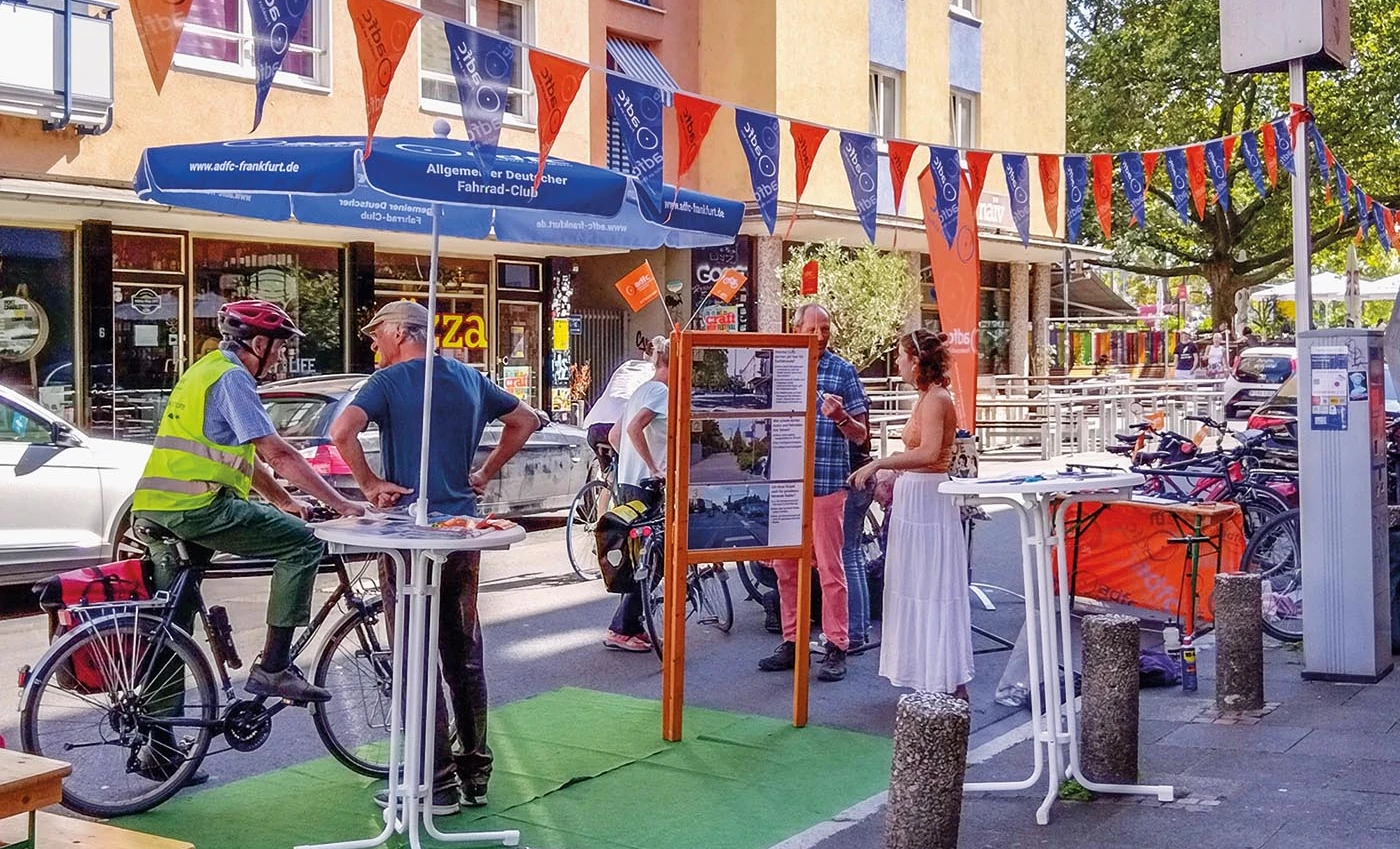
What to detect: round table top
<box><xmin>311</xmin><ymin>516</ymin><xmax>527</xmax><ymax>552</ymax></box>
<box><xmin>940</xmin><ymin>470</ymin><xmax>1144</xmax><ymax>497</ymax></box>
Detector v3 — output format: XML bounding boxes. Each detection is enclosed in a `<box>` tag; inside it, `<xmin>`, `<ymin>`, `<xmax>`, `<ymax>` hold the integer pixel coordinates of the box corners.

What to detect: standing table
<box><xmin>941</xmin><ymin>472</ymin><xmax>1175</xmax><ymax>825</ymax></box>
<box><xmin>300</xmin><ymin>516</ymin><xmax>526</xmax><ymax>849</ymax></box>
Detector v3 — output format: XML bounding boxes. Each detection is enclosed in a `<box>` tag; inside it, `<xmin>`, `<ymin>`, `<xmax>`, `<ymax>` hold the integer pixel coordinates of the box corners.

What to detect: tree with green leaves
<box><xmin>780</xmin><ymin>241</ymin><xmax>920</xmax><ymax>370</ymax></box>
<box><xmin>1068</xmin><ymin>0</ymin><xmax>1400</xmax><ymax>328</ymax></box>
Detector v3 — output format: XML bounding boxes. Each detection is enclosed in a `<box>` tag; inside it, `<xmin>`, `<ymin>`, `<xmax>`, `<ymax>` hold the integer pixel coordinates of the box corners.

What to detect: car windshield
<box><xmin>263</xmin><ymin>396</ymin><xmax>334</xmax><ymax>439</ymax></box>
<box><xmin>1235</xmin><ymin>354</ymin><xmax>1294</xmax><ymax>384</ymax></box>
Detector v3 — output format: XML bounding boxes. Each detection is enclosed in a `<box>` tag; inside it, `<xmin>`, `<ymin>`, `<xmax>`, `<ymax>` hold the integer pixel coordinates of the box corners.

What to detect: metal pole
<box><xmin>413</xmin><ymin>120</ymin><xmax>453</xmax><ymax>526</ymax></box>
<box><xmin>1290</xmin><ymin>60</ymin><xmax>1312</xmax><ymax>333</ymax></box>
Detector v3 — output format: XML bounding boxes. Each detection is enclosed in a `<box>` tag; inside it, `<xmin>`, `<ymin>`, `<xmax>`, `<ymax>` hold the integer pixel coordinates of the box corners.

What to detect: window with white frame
<box><xmin>174</xmin><ymin>0</ymin><xmax>330</xmax><ymax>88</ymax></box>
<box><xmin>950</xmin><ymin>0</ymin><xmax>978</xmax><ymax>17</ymax></box>
<box><xmin>869</xmin><ymin>67</ymin><xmax>902</xmax><ymax>140</ymax></box>
<box><xmin>421</xmin><ymin>0</ymin><xmax>534</xmax><ymax>126</ymax></box>
<box><xmin>950</xmin><ymin>89</ymin><xmax>978</xmax><ymax>150</ymax></box>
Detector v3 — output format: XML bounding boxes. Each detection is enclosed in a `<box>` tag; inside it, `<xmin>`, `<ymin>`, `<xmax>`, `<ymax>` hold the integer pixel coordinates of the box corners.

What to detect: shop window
<box><xmin>0</xmin><ymin>228</ymin><xmax>77</xmax><ymax>422</ymax></box>
<box><xmin>175</xmin><ymin>0</ymin><xmax>330</xmax><ymax>88</ymax></box>
<box><xmin>497</xmin><ymin>261</ymin><xmax>540</xmax><ymax>292</ymax></box>
<box><xmin>420</xmin><ymin>0</ymin><xmax>535</xmax><ymax>125</ymax></box>
<box><xmin>192</xmin><ymin>240</ymin><xmax>344</xmax><ymax>379</ymax></box>
<box><xmin>374</xmin><ymin>252</ymin><xmax>490</xmax><ymax>370</ymax></box>
<box><xmin>498</xmin><ymin>300</ymin><xmax>541</xmax><ymax>405</ymax></box>
<box><xmin>113</xmin><ymin>232</ymin><xmax>185</xmax><ymax>275</ymax></box>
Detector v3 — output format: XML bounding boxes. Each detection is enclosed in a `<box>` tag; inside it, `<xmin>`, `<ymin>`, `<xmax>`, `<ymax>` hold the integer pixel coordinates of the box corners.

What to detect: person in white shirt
<box><xmin>601</xmin><ymin>336</ymin><xmax>669</xmax><ymax>652</ymax></box>
<box><xmin>582</xmin><ymin>335</ymin><xmax>657</xmax><ymax>475</ymax></box>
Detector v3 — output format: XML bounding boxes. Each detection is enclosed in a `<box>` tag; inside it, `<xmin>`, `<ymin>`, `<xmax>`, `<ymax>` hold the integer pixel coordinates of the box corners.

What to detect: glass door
<box><xmin>496</xmin><ymin>300</ymin><xmax>541</xmax><ymax>407</ymax></box>
<box><xmin>104</xmin><ymin>283</ymin><xmax>185</xmax><ymax>441</ymax></box>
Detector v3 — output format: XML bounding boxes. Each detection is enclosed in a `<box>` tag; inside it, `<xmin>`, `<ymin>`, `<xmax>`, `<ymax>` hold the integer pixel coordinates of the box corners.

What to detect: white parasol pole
<box><xmin>413</xmin><ymin>119</ymin><xmax>452</xmax><ymax>527</ymax></box>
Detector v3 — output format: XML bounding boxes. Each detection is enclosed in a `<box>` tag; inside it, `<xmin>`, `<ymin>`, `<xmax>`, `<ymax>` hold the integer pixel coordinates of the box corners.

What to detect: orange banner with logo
<box><xmin>530</xmin><ymin>51</ymin><xmax>589</xmax><ymax>191</ymax></box>
<box><xmin>131</xmin><ymin>0</ymin><xmax>193</xmax><ymax>93</ymax></box>
<box><xmin>964</xmin><ymin>150</ymin><xmax>993</xmax><ymax>208</ymax></box>
<box><xmin>887</xmin><ymin>140</ymin><xmax>917</xmax><ymax>214</ymax></box>
<box><xmin>1038</xmin><ymin>153</ymin><xmax>1060</xmax><ymax>235</ymax></box>
<box><xmin>709</xmin><ymin>269</ymin><xmax>747</xmax><ymax>305</ymax></box>
<box><xmin>615</xmin><ymin>261</ymin><xmax>660</xmax><ymax>313</ymax></box>
<box><xmin>1185</xmin><ymin>145</ymin><xmax>1208</xmax><ymax>219</ymax></box>
<box><xmin>674</xmin><ymin>93</ymin><xmax>720</xmax><ymax>188</ymax></box>
<box><xmin>1092</xmin><ymin>153</ymin><xmax>1114</xmax><ymax>239</ymax></box>
<box><xmin>349</xmin><ymin>0</ymin><xmax>422</xmax><ymax>156</ymax></box>
<box><xmin>1054</xmin><ymin>500</ymin><xmax>1245</xmax><ymax>625</ymax></box>
<box><xmin>919</xmin><ymin>167</ymin><xmax>979</xmax><ymax>431</ymax></box>
<box><xmin>785</xmin><ymin>122</ymin><xmax>829</xmax><ymax>238</ymax></box>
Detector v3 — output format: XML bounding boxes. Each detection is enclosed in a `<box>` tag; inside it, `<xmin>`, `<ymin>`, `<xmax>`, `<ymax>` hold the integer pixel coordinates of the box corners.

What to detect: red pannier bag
<box><xmin>32</xmin><ymin>559</ymin><xmax>153</xmax><ymax>693</ymax></box>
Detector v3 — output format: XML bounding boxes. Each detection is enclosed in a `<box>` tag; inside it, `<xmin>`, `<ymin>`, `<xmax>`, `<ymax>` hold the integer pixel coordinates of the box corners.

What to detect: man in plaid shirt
<box><xmin>758</xmin><ymin>304</ymin><xmax>869</xmax><ymax>682</ymax></box>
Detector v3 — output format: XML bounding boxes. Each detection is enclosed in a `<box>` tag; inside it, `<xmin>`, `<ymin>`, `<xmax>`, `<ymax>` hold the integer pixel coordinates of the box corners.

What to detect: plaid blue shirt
<box><xmin>813</xmin><ymin>350</ymin><xmax>869</xmax><ymax>496</ymax></box>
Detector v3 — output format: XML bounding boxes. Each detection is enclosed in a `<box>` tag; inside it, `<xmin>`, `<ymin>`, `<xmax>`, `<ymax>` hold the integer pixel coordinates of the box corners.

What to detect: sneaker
<box><xmin>374</xmin><ymin>783</ymin><xmax>461</xmax><ymax>816</ymax></box>
<box><xmin>809</xmin><ymin>633</ymin><xmax>864</xmax><ymax>654</ymax></box>
<box><xmin>817</xmin><ymin>646</ymin><xmax>847</xmax><ymax>682</ymax></box>
<box><xmin>603</xmin><ymin>630</ymin><xmax>652</xmax><ymax>652</ymax></box>
<box><xmin>757</xmin><ymin>641</ymin><xmax>797</xmax><ymax>672</ymax></box>
<box><xmin>245</xmin><ymin>662</ymin><xmax>331</xmax><ymax>703</ymax></box>
<box><xmin>462</xmin><ymin>778</ymin><xmax>488</xmax><ymax>808</ymax></box>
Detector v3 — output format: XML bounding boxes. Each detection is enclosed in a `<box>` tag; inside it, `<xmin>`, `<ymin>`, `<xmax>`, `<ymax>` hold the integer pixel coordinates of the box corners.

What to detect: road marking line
<box><xmin>763</xmin><ymin>715</ymin><xmax>1036</xmax><ymax>849</ymax></box>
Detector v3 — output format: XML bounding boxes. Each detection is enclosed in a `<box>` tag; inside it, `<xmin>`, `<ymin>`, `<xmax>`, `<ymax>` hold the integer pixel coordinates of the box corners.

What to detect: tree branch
<box><xmin>1089</xmin><ymin>259</ymin><xmax>1204</xmax><ymax>278</ymax></box>
<box><xmin>1241</xmin><ymin>258</ymin><xmax>1296</xmax><ymax>287</ymax></box>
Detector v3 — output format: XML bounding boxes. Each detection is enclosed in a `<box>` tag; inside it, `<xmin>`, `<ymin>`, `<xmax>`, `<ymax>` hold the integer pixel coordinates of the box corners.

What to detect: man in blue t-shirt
<box><xmin>330</xmin><ymin>300</ymin><xmax>541</xmax><ymax>814</ymax></box>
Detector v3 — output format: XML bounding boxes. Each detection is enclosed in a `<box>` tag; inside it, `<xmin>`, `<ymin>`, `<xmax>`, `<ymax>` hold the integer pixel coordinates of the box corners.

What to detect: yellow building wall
<box><xmin>0</xmin><ymin>0</ymin><xmax>591</xmax><ymax>186</ymax></box>
<box><xmin>692</xmin><ymin>0</ymin><xmax>777</xmax><ymax>204</ymax></box>
<box><xmin>978</xmin><ymin>0</ymin><xmax>1069</xmax><ymax>240</ymax></box>
<box><xmin>902</xmin><ymin>3</ymin><xmax>953</xmax><ymax>212</ymax></box>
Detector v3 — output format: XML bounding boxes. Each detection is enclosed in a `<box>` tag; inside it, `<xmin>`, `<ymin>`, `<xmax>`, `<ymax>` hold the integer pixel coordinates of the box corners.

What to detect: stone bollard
<box><xmin>1080</xmin><ymin>614</ymin><xmax>1140</xmax><ymax>785</ymax></box>
<box><xmin>1215</xmin><ymin>572</ymin><xmax>1265</xmax><ymax>712</ymax></box>
<box><xmin>885</xmin><ymin>692</ymin><xmax>971</xmax><ymax>849</ymax></box>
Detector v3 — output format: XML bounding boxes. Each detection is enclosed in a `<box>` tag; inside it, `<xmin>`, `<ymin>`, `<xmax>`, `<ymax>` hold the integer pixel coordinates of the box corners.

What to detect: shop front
<box><xmin>0</xmin><ymin>225</ymin><xmax>77</xmax><ymax>422</ymax></box>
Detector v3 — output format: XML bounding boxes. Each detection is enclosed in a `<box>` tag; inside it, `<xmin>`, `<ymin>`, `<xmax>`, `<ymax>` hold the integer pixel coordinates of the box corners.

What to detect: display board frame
<box><xmin>662</xmin><ymin>330</ymin><xmax>819</xmax><ymax>741</ymax></box>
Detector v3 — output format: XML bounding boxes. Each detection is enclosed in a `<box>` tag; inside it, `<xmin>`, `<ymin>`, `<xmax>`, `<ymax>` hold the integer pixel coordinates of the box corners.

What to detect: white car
<box><xmin>0</xmin><ymin>384</ymin><xmax>150</xmax><ymax>585</ymax></box>
<box><xmin>1223</xmin><ymin>346</ymin><xmax>1296</xmax><ymax>420</ymax></box>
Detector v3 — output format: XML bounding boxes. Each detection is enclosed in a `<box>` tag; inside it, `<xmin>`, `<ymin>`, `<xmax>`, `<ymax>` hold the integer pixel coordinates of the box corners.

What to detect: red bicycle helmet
<box><xmin>217</xmin><ymin>299</ymin><xmax>305</xmax><ymax>341</ymax></box>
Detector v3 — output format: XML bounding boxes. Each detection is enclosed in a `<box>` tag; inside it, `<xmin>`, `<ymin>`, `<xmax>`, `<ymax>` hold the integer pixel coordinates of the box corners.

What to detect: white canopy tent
<box><xmin>1250</xmin><ymin>272</ymin><xmax>1400</xmax><ymax>303</ymax></box>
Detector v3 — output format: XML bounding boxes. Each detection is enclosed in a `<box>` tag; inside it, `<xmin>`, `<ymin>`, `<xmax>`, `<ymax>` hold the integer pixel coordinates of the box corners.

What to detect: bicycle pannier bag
<box><xmin>32</xmin><ymin>559</ymin><xmax>153</xmax><ymax>692</ymax></box>
<box><xmin>594</xmin><ymin>499</ymin><xmax>650</xmax><ymax>593</ymax></box>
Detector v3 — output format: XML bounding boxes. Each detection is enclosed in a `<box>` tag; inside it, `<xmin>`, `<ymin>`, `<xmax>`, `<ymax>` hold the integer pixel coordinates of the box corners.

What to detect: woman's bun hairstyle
<box><xmin>900</xmin><ymin>329</ymin><xmax>951</xmax><ymax>389</ymax></box>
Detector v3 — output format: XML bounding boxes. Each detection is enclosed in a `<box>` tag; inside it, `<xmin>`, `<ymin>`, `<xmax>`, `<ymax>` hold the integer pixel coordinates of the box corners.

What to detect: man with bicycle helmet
<box><xmin>133</xmin><ymin>300</ymin><xmax>366</xmax><ymax>714</ymax></box>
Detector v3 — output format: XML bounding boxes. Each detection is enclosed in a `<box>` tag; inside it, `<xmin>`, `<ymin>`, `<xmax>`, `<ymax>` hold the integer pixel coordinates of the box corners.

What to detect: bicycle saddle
<box><xmin>131</xmin><ymin>519</ymin><xmax>180</xmax><ymax>546</ymax></box>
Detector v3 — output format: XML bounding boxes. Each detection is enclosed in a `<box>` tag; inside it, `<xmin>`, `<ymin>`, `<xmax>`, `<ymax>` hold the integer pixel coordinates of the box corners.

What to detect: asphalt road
<box><xmin>0</xmin><ymin>507</ymin><xmax>1032</xmax><ymax>798</ymax></box>
<box><xmin>687</xmin><ymin>510</ymin><xmax>769</xmax><ymax>549</ymax></box>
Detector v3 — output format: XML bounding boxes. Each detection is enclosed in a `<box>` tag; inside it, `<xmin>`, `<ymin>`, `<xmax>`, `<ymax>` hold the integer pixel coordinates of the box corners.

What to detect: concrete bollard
<box><xmin>885</xmin><ymin>692</ymin><xmax>971</xmax><ymax>849</ymax></box>
<box><xmin>1080</xmin><ymin>614</ymin><xmax>1140</xmax><ymax>785</ymax></box>
<box><xmin>1215</xmin><ymin>572</ymin><xmax>1265</xmax><ymax>713</ymax></box>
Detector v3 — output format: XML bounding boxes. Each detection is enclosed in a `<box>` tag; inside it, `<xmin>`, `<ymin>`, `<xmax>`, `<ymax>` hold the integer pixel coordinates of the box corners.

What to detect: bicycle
<box><xmin>630</xmin><ymin>511</ymin><xmax>735</xmax><ymax>661</ymax></box>
<box><xmin>565</xmin><ymin>442</ymin><xmax>617</xmax><ymax>581</ymax></box>
<box><xmin>1240</xmin><ymin>507</ymin><xmax>1302</xmax><ymax>642</ymax></box>
<box><xmin>18</xmin><ymin>520</ymin><xmax>393</xmax><ymax>817</ymax></box>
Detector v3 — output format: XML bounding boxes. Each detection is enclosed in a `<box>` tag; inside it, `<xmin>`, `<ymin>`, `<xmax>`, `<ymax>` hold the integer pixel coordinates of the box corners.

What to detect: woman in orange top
<box><xmin>850</xmin><ymin>329</ymin><xmax>973</xmax><ymax>699</ymax></box>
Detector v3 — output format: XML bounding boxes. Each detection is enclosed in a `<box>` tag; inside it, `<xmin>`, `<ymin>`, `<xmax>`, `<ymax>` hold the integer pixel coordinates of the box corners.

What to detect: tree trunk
<box><xmin>1204</xmin><ymin>260</ymin><xmax>1241</xmax><ymax>333</ymax></box>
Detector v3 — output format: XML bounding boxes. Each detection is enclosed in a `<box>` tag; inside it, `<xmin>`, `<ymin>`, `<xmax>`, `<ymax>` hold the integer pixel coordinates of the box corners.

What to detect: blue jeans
<box><xmin>842</xmin><ymin>484</ymin><xmax>873</xmax><ymax>646</ymax></box>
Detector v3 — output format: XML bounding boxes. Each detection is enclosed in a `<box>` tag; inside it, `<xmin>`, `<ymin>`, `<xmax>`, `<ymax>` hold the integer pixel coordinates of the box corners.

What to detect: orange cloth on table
<box><xmin>1052</xmin><ymin>499</ymin><xmax>1245</xmax><ymax>625</ymax></box>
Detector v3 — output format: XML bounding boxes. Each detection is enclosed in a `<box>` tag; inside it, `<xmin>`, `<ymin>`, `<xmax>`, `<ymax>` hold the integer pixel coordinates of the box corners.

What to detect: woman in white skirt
<box><xmin>849</xmin><ymin>329</ymin><xmax>973</xmax><ymax>699</ymax></box>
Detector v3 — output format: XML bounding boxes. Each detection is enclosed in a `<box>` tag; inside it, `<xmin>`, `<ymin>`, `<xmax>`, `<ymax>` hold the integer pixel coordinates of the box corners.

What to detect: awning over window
<box><xmin>606</xmin><ymin>36</ymin><xmax>677</xmax><ymax>105</ymax></box>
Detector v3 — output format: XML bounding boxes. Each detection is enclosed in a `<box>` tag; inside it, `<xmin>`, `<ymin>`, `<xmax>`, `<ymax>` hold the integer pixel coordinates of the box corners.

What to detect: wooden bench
<box><xmin>0</xmin><ymin>811</ymin><xmax>193</xmax><ymax>849</ymax></box>
<box><xmin>0</xmin><ymin>749</ymin><xmax>191</xmax><ymax>849</ymax></box>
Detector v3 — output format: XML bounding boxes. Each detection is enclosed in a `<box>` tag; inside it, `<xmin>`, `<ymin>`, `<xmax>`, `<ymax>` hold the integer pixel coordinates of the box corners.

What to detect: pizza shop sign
<box><xmin>436</xmin><ymin>313</ymin><xmax>487</xmax><ymax>350</ymax></box>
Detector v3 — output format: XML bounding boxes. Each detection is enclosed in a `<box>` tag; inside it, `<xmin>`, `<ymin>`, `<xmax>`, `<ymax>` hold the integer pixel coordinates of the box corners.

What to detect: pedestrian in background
<box><xmin>850</xmin><ymin>329</ymin><xmax>973</xmax><ymax>700</ymax></box>
<box><xmin>603</xmin><ymin>336</ymin><xmax>670</xmax><ymax>653</ymax></box>
<box><xmin>1173</xmin><ymin>332</ymin><xmax>1199</xmax><ymax>380</ymax></box>
<box><xmin>757</xmin><ymin>304</ymin><xmax>868</xmax><ymax>683</ymax></box>
<box><xmin>330</xmin><ymin>300</ymin><xmax>542</xmax><ymax>813</ymax></box>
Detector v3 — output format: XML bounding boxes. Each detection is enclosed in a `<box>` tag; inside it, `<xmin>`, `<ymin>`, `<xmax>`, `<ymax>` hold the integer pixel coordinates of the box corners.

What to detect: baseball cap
<box><xmin>361</xmin><ymin>300</ymin><xmax>431</xmax><ymax>336</ymax></box>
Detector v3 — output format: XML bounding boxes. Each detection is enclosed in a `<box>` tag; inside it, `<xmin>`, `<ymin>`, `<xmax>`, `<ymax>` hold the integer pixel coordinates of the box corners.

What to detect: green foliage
<box><xmin>1068</xmin><ymin>0</ymin><xmax>1400</xmax><ymax>326</ymax></box>
<box><xmin>779</xmin><ymin>241</ymin><xmax>920</xmax><ymax>371</ymax></box>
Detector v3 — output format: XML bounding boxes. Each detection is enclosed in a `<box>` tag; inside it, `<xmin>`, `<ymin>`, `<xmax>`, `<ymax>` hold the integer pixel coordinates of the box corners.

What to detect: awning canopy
<box><xmin>1051</xmin><ymin>269</ymin><xmax>1137</xmax><ymax>317</ymax></box>
<box><xmin>606</xmin><ymin>37</ymin><xmax>678</xmax><ymax>104</ymax></box>
<box><xmin>1250</xmin><ymin>272</ymin><xmax>1400</xmax><ymax>303</ymax></box>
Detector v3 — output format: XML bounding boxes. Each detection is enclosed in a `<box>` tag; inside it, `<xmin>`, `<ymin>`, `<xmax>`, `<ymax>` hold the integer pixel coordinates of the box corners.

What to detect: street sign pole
<box><xmin>1290</xmin><ymin>59</ymin><xmax>1313</xmax><ymax>334</ymax></box>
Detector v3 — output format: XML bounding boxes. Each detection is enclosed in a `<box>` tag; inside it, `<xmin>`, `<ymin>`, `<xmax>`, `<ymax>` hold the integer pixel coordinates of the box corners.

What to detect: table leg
<box><xmin>1029</xmin><ymin>504</ymin><xmax>1066</xmax><ymax>825</ymax></box>
<box><xmin>964</xmin><ymin>497</ymin><xmax>1047</xmax><ymax>796</ymax></box>
<box><xmin>1052</xmin><ymin>499</ymin><xmax>1175</xmax><ymax>804</ymax></box>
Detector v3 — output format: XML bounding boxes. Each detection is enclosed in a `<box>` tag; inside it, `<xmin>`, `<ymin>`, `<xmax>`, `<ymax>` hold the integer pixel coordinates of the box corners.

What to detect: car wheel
<box><xmin>112</xmin><ymin>512</ymin><xmax>148</xmax><ymax>562</ymax></box>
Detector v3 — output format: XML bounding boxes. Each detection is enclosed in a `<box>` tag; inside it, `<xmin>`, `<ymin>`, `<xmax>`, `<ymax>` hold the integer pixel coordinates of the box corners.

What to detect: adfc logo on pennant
<box><xmin>615</xmin><ymin>261</ymin><xmax>660</xmax><ymax>313</ymax></box>
<box><xmin>709</xmin><ymin>268</ymin><xmax>748</xmax><ymax>305</ymax></box>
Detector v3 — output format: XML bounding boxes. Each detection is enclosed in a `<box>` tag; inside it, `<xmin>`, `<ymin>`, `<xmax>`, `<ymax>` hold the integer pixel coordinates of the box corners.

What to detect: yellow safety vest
<box><xmin>132</xmin><ymin>351</ymin><xmax>257</xmax><ymax>512</ymax></box>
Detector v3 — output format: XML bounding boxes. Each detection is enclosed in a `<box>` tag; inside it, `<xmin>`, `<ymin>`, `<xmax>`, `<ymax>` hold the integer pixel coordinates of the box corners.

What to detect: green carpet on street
<box><xmin>123</xmin><ymin>687</ymin><xmax>892</xmax><ymax>849</ymax></box>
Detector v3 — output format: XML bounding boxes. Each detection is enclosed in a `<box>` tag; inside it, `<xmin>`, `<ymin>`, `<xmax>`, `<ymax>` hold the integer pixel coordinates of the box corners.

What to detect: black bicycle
<box><xmin>18</xmin><ymin>521</ymin><xmax>393</xmax><ymax>817</ymax></box>
<box><xmin>632</xmin><ymin>513</ymin><xmax>735</xmax><ymax>661</ymax></box>
<box><xmin>1240</xmin><ymin>507</ymin><xmax>1302</xmax><ymax>642</ymax></box>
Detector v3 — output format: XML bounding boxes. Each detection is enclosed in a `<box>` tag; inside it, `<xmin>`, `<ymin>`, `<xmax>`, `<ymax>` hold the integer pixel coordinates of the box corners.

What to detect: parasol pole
<box><xmin>413</xmin><ymin>119</ymin><xmax>451</xmax><ymax>527</ymax></box>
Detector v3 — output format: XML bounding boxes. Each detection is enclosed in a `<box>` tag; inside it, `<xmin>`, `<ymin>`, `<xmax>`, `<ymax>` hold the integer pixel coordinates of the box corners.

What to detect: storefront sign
<box><xmin>129</xmin><ymin>288</ymin><xmax>163</xmax><ymax>317</ymax></box>
<box><xmin>701</xmin><ymin>306</ymin><xmax>740</xmax><ymax>332</ymax></box>
<box><xmin>503</xmin><ymin>365</ymin><xmax>532</xmax><ymax>402</ymax></box>
<box><xmin>435</xmin><ymin>313</ymin><xmax>487</xmax><ymax>350</ymax></box>
<box><xmin>0</xmin><ymin>295</ymin><xmax>46</xmax><ymax>362</ymax></box>
<box><xmin>568</xmin><ymin>315</ymin><xmax>583</xmax><ymax>335</ymax></box>
<box><xmin>975</xmin><ymin>192</ymin><xmax>1010</xmax><ymax>229</ymax></box>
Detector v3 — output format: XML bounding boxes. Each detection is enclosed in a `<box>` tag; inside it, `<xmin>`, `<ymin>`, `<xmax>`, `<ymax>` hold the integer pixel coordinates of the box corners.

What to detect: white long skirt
<box><xmin>879</xmin><ymin>471</ymin><xmax>975</xmax><ymax>693</ymax></box>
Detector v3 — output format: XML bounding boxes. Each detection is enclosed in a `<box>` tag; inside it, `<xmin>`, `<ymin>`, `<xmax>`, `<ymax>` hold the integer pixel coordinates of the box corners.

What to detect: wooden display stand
<box><xmin>661</xmin><ymin>331</ymin><xmax>818</xmax><ymax>741</ymax></box>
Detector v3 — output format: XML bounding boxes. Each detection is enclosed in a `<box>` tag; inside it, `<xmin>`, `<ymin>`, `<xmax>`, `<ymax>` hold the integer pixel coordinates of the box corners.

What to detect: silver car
<box><xmin>258</xmin><ymin>374</ymin><xmax>592</xmax><ymax>516</ymax></box>
<box><xmin>0</xmin><ymin>384</ymin><xmax>151</xmax><ymax>585</ymax></box>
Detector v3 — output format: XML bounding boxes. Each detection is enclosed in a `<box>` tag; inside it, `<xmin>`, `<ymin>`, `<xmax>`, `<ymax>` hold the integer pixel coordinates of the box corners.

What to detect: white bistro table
<box><xmin>299</xmin><ymin>516</ymin><xmax>527</xmax><ymax>849</ymax></box>
<box><xmin>940</xmin><ymin>471</ymin><xmax>1175</xmax><ymax>825</ymax></box>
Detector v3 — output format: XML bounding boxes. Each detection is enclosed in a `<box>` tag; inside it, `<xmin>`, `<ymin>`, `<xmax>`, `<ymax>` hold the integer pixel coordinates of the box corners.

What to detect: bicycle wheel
<box><xmin>1240</xmin><ymin>508</ymin><xmax>1302</xmax><ymax>642</ymax></box>
<box><xmin>734</xmin><ymin>560</ymin><xmax>766</xmax><ymax>603</ymax></box>
<box><xmin>565</xmin><ymin>479</ymin><xmax>611</xmax><ymax>580</ymax></box>
<box><xmin>310</xmin><ymin>598</ymin><xmax>392</xmax><ymax>778</ymax></box>
<box><xmin>20</xmin><ymin>613</ymin><xmax>217</xmax><ymax>818</ymax></box>
<box><xmin>692</xmin><ymin>564</ymin><xmax>735</xmax><ymax>633</ymax></box>
<box><xmin>639</xmin><ymin>541</ymin><xmax>666</xmax><ymax>660</ymax></box>
<box><xmin>1236</xmin><ymin>486</ymin><xmax>1291</xmax><ymax>539</ymax></box>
